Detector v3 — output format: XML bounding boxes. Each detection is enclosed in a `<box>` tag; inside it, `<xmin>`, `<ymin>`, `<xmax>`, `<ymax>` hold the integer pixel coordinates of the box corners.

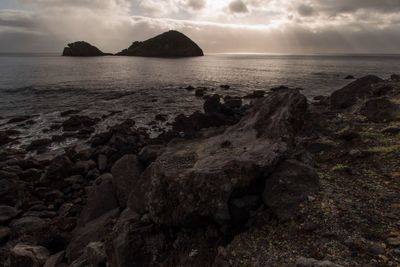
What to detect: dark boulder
<box><xmin>111</xmin><ymin>155</ymin><xmax>144</xmax><ymax>209</ymax></box>
<box><xmin>0</xmin><ymin>205</ymin><xmax>19</xmax><ymax>225</ymax></box>
<box><xmin>330</xmin><ymin>75</ymin><xmax>383</xmax><ymax>109</ymax></box>
<box><xmin>345</xmin><ymin>75</ymin><xmax>355</xmax><ymax>80</ymax></box>
<box><xmin>391</xmin><ymin>74</ymin><xmax>400</xmax><ymax>81</ymax></box>
<box><xmin>62</xmin><ymin>41</ymin><xmax>109</xmax><ymax>57</ymax></box>
<box><xmin>128</xmin><ymin>89</ymin><xmax>308</xmax><ymax>226</ymax></box>
<box><xmin>360</xmin><ymin>97</ymin><xmax>400</xmax><ymax>122</ymax></box>
<box><xmin>243</xmin><ymin>90</ymin><xmax>266</xmax><ymax>99</ymax></box>
<box><xmin>262</xmin><ymin>160</ymin><xmax>319</xmax><ymax>220</ymax></box>
<box><xmin>116</xmin><ymin>30</ymin><xmax>204</xmax><ymax>58</ymax></box>
<box><xmin>203</xmin><ymin>94</ymin><xmax>222</xmax><ymax>113</ymax></box>
<box><xmin>78</xmin><ymin>174</ymin><xmax>119</xmax><ymax>225</ymax></box>
<box><xmin>62</xmin><ymin>115</ymin><xmax>99</xmax><ymax>132</ymax></box>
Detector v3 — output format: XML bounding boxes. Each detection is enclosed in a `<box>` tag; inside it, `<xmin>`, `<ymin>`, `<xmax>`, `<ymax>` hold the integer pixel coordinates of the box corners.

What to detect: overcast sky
<box><xmin>1</xmin><ymin>0</ymin><xmax>400</xmax><ymax>54</ymax></box>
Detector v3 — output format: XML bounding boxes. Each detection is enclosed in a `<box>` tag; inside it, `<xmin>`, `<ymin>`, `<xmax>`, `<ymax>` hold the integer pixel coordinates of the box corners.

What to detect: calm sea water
<box><xmin>2</xmin><ymin>53</ymin><xmax>400</xmax><ymax>117</ymax></box>
<box><xmin>1</xmin><ymin>53</ymin><xmax>400</xmax><ymax>149</ymax></box>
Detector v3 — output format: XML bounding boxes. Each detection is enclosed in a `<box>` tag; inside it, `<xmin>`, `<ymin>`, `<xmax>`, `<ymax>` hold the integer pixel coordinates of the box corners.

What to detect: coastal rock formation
<box><xmin>62</xmin><ymin>41</ymin><xmax>108</xmax><ymax>57</ymax></box>
<box><xmin>128</xmin><ymin>89</ymin><xmax>310</xmax><ymax>226</ymax></box>
<box><xmin>116</xmin><ymin>30</ymin><xmax>204</xmax><ymax>57</ymax></box>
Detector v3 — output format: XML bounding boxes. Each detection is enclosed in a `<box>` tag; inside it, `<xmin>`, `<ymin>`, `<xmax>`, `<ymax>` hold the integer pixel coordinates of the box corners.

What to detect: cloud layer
<box><xmin>1</xmin><ymin>0</ymin><xmax>400</xmax><ymax>53</ymax></box>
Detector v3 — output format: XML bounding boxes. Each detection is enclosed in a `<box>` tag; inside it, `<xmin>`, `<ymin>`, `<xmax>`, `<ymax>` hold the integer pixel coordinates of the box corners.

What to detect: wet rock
<box><xmin>0</xmin><ymin>226</ymin><xmax>10</xmax><ymax>243</ymax></box>
<box><xmin>391</xmin><ymin>74</ymin><xmax>400</xmax><ymax>81</ymax></box>
<box><xmin>111</xmin><ymin>155</ymin><xmax>144</xmax><ymax>209</ymax></box>
<box><xmin>220</xmin><ymin>85</ymin><xmax>230</xmax><ymax>89</ymax></box>
<box><xmin>43</xmin><ymin>251</ymin><xmax>65</xmax><ymax>267</ymax></box>
<box><xmin>0</xmin><ymin>178</ymin><xmax>19</xmax><ymax>206</ymax></box>
<box><xmin>0</xmin><ymin>131</ymin><xmax>12</xmax><ymax>146</ymax></box>
<box><xmin>7</xmin><ymin>115</ymin><xmax>31</xmax><ymax>124</ymax></box>
<box><xmin>271</xmin><ymin>85</ymin><xmax>289</xmax><ymax>92</ymax></box>
<box><xmin>185</xmin><ymin>85</ymin><xmax>195</xmax><ymax>91</ymax></box>
<box><xmin>138</xmin><ymin>145</ymin><xmax>166</xmax><ymax>166</ymax></box>
<box><xmin>263</xmin><ymin>160</ymin><xmax>319</xmax><ymax>220</ymax></box>
<box><xmin>330</xmin><ymin>75</ymin><xmax>383</xmax><ymax>109</ymax></box>
<box><xmin>195</xmin><ymin>88</ymin><xmax>206</xmax><ymax>97</ymax></box>
<box><xmin>66</xmin><ymin>208</ymin><xmax>119</xmax><ymax>262</ymax></box>
<box><xmin>60</xmin><ymin>109</ymin><xmax>80</xmax><ymax>117</ymax></box>
<box><xmin>62</xmin><ymin>115</ymin><xmax>98</xmax><ymax>132</ymax></box>
<box><xmin>243</xmin><ymin>90</ymin><xmax>266</xmax><ymax>98</ymax></box>
<box><xmin>130</xmin><ymin>89</ymin><xmax>308</xmax><ymax>225</ymax></box>
<box><xmin>224</xmin><ymin>98</ymin><xmax>242</xmax><ymax>110</ymax></box>
<box><xmin>360</xmin><ymin>97</ymin><xmax>400</xmax><ymax>122</ymax></box>
<box><xmin>345</xmin><ymin>75</ymin><xmax>355</xmax><ymax>79</ymax></box>
<box><xmin>45</xmin><ymin>190</ymin><xmax>64</xmax><ymax>202</ymax></box>
<box><xmin>296</xmin><ymin>257</ymin><xmax>343</xmax><ymax>267</ymax></box>
<box><xmin>10</xmin><ymin>244</ymin><xmax>50</xmax><ymax>267</ymax></box>
<box><xmin>155</xmin><ymin>114</ymin><xmax>167</xmax><ymax>122</ymax></box>
<box><xmin>0</xmin><ymin>205</ymin><xmax>19</xmax><ymax>224</ymax></box>
<box><xmin>204</xmin><ymin>94</ymin><xmax>222</xmax><ymax>113</ymax></box>
<box><xmin>79</xmin><ymin>173</ymin><xmax>119</xmax><ymax>225</ymax></box>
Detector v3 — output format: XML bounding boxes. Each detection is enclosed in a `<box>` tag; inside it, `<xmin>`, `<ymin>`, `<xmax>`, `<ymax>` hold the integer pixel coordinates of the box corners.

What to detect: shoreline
<box><xmin>1</xmin><ymin>76</ymin><xmax>400</xmax><ymax>266</ymax></box>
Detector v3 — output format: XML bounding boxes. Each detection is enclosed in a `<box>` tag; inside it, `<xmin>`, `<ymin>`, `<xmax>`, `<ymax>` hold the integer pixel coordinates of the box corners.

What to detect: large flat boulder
<box><xmin>330</xmin><ymin>75</ymin><xmax>383</xmax><ymax>109</ymax></box>
<box><xmin>128</xmin><ymin>89</ymin><xmax>308</xmax><ymax>226</ymax></box>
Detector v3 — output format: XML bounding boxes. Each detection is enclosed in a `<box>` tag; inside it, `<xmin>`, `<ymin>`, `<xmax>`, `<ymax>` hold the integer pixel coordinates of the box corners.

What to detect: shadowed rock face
<box><xmin>62</xmin><ymin>41</ymin><xmax>107</xmax><ymax>57</ymax></box>
<box><xmin>116</xmin><ymin>30</ymin><xmax>204</xmax><ymax>58</ymax></box>
<box><xmin>128</xmin><ymin>89</ymin><xmax>309</xmax><ymax>226</ymax></box>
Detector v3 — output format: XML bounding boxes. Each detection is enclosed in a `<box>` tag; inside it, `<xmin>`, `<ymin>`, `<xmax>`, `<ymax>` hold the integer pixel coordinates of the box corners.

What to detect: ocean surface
<box><xmin>1</xmin><ymin>53</ymin><xmax>400</xmax><ymax>150</ymax></box>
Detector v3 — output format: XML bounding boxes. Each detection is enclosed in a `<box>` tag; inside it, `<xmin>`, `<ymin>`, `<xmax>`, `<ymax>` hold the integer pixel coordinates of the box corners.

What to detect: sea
<box><xmin>1</xmin><ymin>53</ymin><xmax>400</xmax><ymax>150</ymax></box>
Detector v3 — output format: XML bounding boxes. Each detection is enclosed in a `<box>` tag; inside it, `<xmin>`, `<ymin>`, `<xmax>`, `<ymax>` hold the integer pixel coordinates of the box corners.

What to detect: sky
<box><xmin>1</xmin><ymin>0</ymin><xmax>400</xmax><ymax>54</ymax></box>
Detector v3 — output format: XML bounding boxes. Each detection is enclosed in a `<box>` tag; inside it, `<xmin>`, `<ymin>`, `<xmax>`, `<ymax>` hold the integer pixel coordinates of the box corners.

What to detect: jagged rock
<box><xmin>330</xmin><ymin>75</ymin><xmax>383</xmax><ymax>109</ymax></box>
<box><xmin>0</xmin><ymin>205</ymin><xmax>19</xmax><ymax>224</ymax></box>
<box><xmin>0</xmin><ymin>131</ymin><xmax>12</xmax><ymax>146</ymax></box>
<box><xmin>381</xmin><ymin>126</ymin><xmax>400</xmax><ymax>135</ymax></box>
<box><xmin>10</xmin><ymin>244</ymin><xmax>50</xmax><ymax>267</ymax></box>
<box><xmin>26</xmin><ymin>139</ymin><xmax>52</xmax><ymax>151</ymax></box>
<box><xmin>360</xmin><ymin>97</ymin><xmax>400</xmax><ymax>122</ymax></box>
<box><xmin>62</xmin><ymin>41</ymin><xmax>109</xmax><ymax>57</ymax></box>
<box><xmin>66</xmin><ymin>209</ymin><xmax>120</xmax><ymax>262</ymax></box>
<box><xmin>117</xmin><ymin>30</ymin><xmax>203</xmax><ymax>58</ymax></box>
<box><xmin>128</xmin><ymin>89</ymin><xmax>308</xmax><ymax>226</ymax></box>
<box><xmin>111</xmin><ymin>155</ymin><xmax>144</xmax><ymax>209</ymax></box>
<box><xmin>195</xmin><ymin>88</ymin><xmax>206</xmax><ymax>97</ymax></box>
<box><xmin>7</xmin><ymin>115</ymin><xmax>32</xmax><ymax>124</ymax></box>
<box><xmin>262</xmin><ymin>160</ymin><xmax>320</xmax><ymax>220</ymax></box>
<box><xmin>78</xmin><ymin>173</ymin><xmax>119</xmax><ymax>225</ymax></box>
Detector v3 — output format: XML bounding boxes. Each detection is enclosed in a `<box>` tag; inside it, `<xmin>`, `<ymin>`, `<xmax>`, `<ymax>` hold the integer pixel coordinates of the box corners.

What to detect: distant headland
<box><xmin>62</xmin><ymin>30</ymin><xmax>204</xmax><ymax>58</ymax></box>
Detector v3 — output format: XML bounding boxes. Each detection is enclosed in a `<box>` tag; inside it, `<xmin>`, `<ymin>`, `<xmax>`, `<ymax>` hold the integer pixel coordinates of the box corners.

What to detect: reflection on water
<box><xmin>1</xmin><ymin>53</ymin><xmax>400</xmax><ymax>116</ymax></box>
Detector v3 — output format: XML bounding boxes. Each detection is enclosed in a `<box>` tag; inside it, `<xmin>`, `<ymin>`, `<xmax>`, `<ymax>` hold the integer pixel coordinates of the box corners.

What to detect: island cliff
<box><xmin>62</xmin><ymin>41</ymin><xmax>110</xmax><ymax>57</ymax></box>
<box><xmin>116</xmin><ymin>30</ymin><xmax>204</xmax><ymax>57</ymax></box>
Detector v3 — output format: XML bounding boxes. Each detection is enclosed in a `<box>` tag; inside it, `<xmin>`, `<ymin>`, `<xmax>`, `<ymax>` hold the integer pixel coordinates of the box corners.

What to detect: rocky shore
<box><xmin>0</xmin><ymin>76</ymin><xmax>400</xmax><ymax>266</ymax></box>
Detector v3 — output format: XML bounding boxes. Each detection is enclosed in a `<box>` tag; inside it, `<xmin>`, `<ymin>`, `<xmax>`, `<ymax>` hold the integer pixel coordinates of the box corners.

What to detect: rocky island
<box><xmin>62</xmin><ymin>41</ymin><xmax>111</xmax><ymax>57</ymax></box>
<box><xmin>116</xmin><ymin>30</ymin><xmax>204</xmax><ymax>57</ymax></box>
<box><xmin>0</xmin><ymin>76</ymin><xmax>400</xmax><ymax>266</ymax></box>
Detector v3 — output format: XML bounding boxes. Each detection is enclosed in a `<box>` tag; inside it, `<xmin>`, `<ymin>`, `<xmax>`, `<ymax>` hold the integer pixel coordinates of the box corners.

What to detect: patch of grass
<box><xmin>332</xmin><ymin>164</ymin><xmax>351</xmax><ymax>172</ymax></box>
<box><xmin>365</xmin><ymin>144</ymin><xmax>400</xmax><ymax>154</ymax></box>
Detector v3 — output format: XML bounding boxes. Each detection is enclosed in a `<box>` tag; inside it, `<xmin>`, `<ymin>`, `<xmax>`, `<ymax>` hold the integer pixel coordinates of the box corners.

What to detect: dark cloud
<box><xmin>297</xmin><ymin>4</ymin><xmax>315</xmax><ymax>17</ymax></box>
<box><xmin>229</xmin><ymin>0</ymin><xmax>249</xmax><ymax>14</ymax></box>
<box><xmin>186</xmin><ymin>0</ymin><xmax>206</xmax><ymax>10</ymax></box>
